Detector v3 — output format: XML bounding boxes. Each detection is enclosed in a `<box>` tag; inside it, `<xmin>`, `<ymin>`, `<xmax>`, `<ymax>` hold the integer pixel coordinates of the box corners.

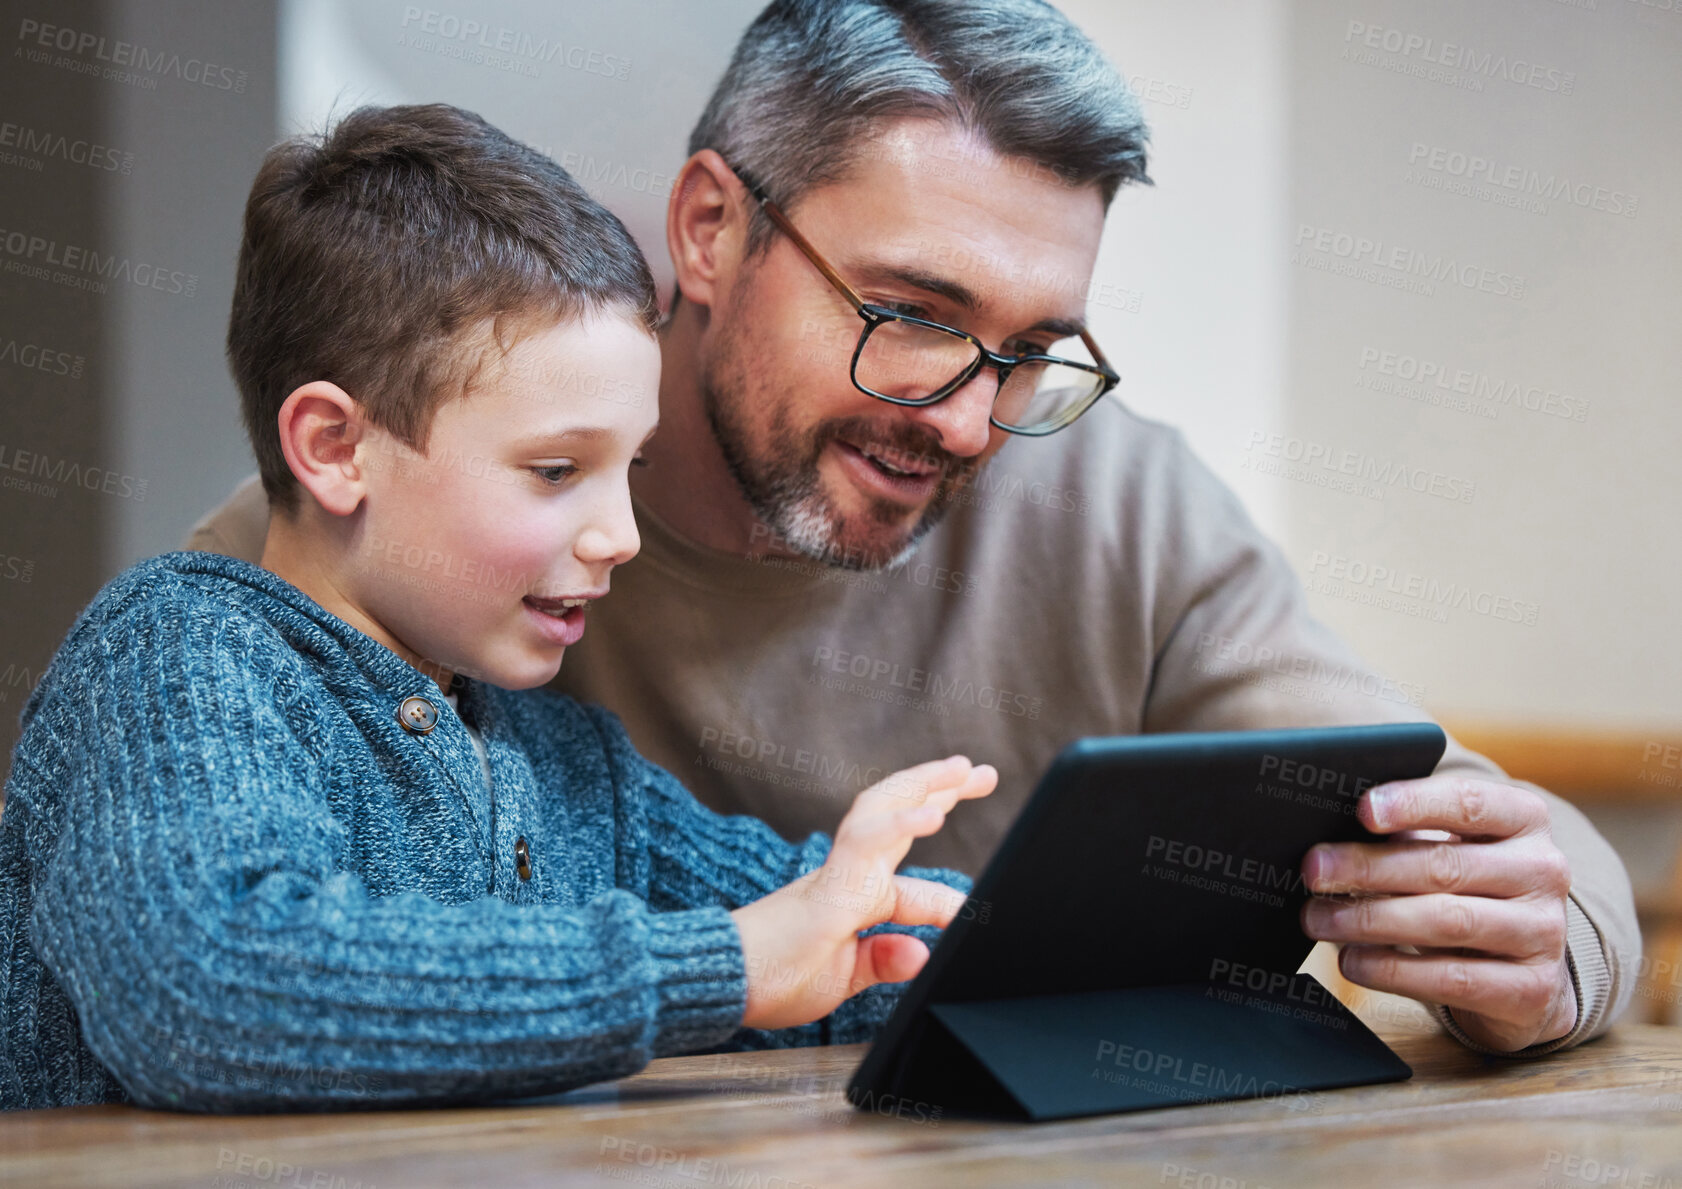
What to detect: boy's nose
<box><xmin>575</xmin><ymin>498</ymin><xmax>641</xmax><ymax>567</ymax></box>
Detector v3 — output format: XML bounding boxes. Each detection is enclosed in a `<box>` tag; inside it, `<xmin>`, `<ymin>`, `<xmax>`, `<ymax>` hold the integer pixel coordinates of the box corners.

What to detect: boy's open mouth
<box><xmin>522</xmin><ymin>593</ymin><xmax>600</xmax><ymax>647</ymax></box>
<box><xmin>523</xmin><ymin>596</ymin><xmax>591</xmax><ymax>619</ymax></box>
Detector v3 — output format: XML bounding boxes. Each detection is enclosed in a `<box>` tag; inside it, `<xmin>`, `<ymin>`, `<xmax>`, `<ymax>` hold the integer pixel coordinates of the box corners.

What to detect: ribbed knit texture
<box><xmin>0</xmin><ymin>552</ymin><xmax>969</xmax><ymax>1112</ymax></box>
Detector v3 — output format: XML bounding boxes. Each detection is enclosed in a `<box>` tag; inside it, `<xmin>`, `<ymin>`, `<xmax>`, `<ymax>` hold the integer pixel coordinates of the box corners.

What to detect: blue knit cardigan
<box><xmin>0</xmin><ymin>552</ymin><xmax>968</xmax><ymax>1112</ymax></box>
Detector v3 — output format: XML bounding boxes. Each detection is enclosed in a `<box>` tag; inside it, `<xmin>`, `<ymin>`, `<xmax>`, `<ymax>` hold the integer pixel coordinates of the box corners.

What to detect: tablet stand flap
<box><xmin>922</xmin><ymin>976</ymin><xmax>1412</xmax><ymax>1122</ymax></box>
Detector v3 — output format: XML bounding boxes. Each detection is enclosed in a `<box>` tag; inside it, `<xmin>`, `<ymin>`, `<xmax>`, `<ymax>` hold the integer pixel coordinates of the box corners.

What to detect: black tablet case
<box><xmin>846</xmin><ymin>723</ymin><xmax>1447</xmax><ymax>1121</ymax></box>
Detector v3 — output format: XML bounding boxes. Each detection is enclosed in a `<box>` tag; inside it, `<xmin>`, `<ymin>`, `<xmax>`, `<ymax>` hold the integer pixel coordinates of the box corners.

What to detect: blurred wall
<box><xmin>1279</xmin><ymin>0</ymin><xmax>1681</xmax><ymax>732</ymax></box>
<box><xmin>0</xmin><ymin>0</ymin><xmax>278</xmax><ymax>773</ymax></box>
<box><xmin>1</xmin><ymin>0</ymin><xmax>1677</xmax><ymax>783</ymax></box>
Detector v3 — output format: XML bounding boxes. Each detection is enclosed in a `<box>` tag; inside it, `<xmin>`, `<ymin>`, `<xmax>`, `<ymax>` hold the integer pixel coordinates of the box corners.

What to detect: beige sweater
<box><xmin>187</xmin><ymin>400</ymin><xmax>1638</xmax><ymax>1056</ymax></box>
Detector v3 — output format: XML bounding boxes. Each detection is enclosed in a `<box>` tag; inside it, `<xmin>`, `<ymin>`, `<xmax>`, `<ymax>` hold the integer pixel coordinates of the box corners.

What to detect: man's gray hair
<box><xmin>689</xmin><ymin>0</ymin><xmax>1151</xmax><ymax>253</ymax></box>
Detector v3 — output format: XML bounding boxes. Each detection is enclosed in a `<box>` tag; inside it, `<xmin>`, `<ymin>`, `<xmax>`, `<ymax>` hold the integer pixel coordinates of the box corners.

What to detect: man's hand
<box><xmin>1300</xmin><ymin>774</ymin><xmax>1577</xmax><ymax>1052</ymax></box>
<box><xmin>731</xmin><ymin>756</ymin><xmax>997</xmax><ymax>1031</ymax></box>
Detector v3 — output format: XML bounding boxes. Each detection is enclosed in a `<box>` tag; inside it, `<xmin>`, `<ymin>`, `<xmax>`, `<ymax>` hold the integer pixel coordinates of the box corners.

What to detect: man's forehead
<box><xmin>813</xmin><ymin>116</ymin><xmax>1107</xmax><ymax>329</ymax></box>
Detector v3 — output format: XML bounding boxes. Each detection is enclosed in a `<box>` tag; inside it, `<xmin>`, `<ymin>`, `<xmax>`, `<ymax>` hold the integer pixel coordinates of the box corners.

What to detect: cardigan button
<box><xmin>514</xmin><ymin>836</ymin><xmax>532</xmax><ymax>881</ymax></box>
<box><xmin>396</xmin><ymin>695</ymin><xmax>439</xmax><ymax>735</ymax></box>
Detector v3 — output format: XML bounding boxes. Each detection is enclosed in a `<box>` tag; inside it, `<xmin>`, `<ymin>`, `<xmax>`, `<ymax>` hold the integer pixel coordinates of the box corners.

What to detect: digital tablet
<box><xmin>846</xmin><ymin>722</ymin><xmax>1447</xmax><ymax>1122</ymax></box>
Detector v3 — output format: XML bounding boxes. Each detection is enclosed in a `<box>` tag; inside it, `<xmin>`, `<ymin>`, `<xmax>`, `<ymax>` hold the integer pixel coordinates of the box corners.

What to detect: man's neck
<box><xmin>633</xmin><ymin>303</ymin><xmax>784</xmax><ymax>559</ymax></box>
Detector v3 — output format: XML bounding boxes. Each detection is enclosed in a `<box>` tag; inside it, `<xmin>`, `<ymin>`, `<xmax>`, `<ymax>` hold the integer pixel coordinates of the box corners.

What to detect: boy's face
<box><xmin>349</xmin><ymin>312</ymin><xmax>660</xmax><ymax>690</ymax></box>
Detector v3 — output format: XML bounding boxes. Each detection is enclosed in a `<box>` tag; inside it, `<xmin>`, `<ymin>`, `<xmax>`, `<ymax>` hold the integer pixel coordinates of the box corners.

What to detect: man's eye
<box><xmin>631</xmin><ymin>454</ymin><xmax>649</xmax><ymax>469</ymax></box>
<box><xmin>880</xmin><ymin>300</ymin><xmax>928</xmax><ymax>319</ymax></box>
<box><xmin>532</xmin><ymin>463</ymin><xmax>579</xmax><ymax>485</ymax></box>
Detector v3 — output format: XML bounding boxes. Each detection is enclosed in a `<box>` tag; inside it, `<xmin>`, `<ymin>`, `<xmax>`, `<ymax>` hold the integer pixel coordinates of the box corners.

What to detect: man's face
<box><xmin>349</xmin><ymin>312</ymin><xmax>660</xmax><ymax>689</ymax></box>
<box><xmin>700</xmin><ymin>117</ymin><xmax>1108</xmax><ymax>570</ymax></box>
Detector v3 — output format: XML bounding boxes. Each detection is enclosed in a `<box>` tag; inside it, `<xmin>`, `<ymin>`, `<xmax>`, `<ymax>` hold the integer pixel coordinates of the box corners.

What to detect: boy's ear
<box><xmin>667</xmin><ymin>149</ymin><xmax>751</xmax><ymax>312</ymax></box>
<box><xmin>274</xmin><ymin>381</ymin><xmax>371</xmax><ymax>518</ymax></box>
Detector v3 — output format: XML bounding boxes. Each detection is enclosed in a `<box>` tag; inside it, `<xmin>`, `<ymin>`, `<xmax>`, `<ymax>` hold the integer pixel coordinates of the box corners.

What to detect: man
<box><xmin>192</xmin><ymin>0</ymin><xmax>1636</xmax><ymax>1057</ymax></box>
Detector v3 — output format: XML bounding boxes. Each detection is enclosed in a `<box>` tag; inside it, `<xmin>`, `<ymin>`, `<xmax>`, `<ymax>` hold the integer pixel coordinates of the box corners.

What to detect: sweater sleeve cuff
<box><xmin>1432</xmin><ymin>894</ymin><xmax>1607</xmax><ymax>1057</ymax></box>
<box><xmin>646</xmin><ymin>908</ymin><xmax>748</xmax><ymax>1058</ymax></box>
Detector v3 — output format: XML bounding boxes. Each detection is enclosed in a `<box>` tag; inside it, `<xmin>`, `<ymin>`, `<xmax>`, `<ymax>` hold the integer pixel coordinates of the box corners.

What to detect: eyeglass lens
<box><xmin>854</xmin><ymin>319</ymin><xmax>1105</xmax><ymax>431</ymax></box>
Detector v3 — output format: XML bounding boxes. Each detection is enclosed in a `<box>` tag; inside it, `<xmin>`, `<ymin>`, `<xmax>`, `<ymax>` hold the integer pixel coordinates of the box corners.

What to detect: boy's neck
<box><xmin>260</xmin><ymin>506</ymin><xmax>458</xmax><ymax>691</ymax></box>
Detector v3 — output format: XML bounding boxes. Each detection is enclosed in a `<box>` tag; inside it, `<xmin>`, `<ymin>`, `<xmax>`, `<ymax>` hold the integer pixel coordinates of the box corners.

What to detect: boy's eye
<box><xmin>531</xmin><ymin>463</ymin><xmax>579</xmax><ymax>485</ymax></box>
<box><xmin>631</xmin><ymin>454</ymin><xmax>649</xmax><ymax>469</ymax></box>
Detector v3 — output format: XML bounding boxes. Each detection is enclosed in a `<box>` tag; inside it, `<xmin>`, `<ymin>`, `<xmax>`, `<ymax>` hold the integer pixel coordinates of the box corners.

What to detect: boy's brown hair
<box><xmin>227</xmin><ymin>103</ymin><xmax>659</xmax><ymax>514</ymax></box>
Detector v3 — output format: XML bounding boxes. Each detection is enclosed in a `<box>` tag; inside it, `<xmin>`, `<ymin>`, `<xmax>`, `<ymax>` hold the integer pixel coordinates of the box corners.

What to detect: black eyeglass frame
<box><xmin>729</xmin><ymin>165</ymin><xmax>1120</xmax><ymax>437</ymax></box>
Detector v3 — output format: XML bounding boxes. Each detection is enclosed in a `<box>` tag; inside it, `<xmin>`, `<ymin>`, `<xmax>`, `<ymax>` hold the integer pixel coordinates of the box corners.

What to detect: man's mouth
<box><xmin>839</xmin><ymin>437</ymin><xmax>943</xmax><ymax>483</ymax></box>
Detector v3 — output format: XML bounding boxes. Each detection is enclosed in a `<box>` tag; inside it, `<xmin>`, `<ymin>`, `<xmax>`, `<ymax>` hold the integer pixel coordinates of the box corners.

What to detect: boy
<box><xmin>0</xmin><ymin>104</ymin><xmax>993</xmax><ymax>1112</ymax></box>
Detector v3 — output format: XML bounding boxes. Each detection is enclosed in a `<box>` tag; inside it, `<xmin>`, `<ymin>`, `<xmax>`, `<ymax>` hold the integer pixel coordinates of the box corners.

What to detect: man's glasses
<box><xmin>731</xmin><ymin>166</ymin><xmax>1120</xmax><ymax>437</ymax></box>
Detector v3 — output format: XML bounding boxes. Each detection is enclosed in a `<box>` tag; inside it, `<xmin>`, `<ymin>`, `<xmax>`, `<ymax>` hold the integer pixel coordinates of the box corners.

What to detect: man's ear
<box><xmin>666</xmin><ymin>149</ymin><xmax>752</xmax><ymax>312</ymax></box>
<box><xmin>274</xmin><ymin>381</ymin><xmax>370</xmax><ymax>518</ymax></box>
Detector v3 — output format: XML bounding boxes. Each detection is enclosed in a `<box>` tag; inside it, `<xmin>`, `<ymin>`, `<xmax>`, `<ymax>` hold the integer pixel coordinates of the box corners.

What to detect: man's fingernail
<box><xmin>1367</xmin><ymin>789</ymin><xmax>1389</xmax><ymax>828</ymax></box>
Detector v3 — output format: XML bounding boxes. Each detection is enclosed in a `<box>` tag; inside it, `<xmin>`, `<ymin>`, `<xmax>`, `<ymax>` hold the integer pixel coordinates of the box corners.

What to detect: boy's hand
<box><xmin>730</xmin><ymin>756</ymin><xmax>997</xmax><ymax>1031</ymax></box>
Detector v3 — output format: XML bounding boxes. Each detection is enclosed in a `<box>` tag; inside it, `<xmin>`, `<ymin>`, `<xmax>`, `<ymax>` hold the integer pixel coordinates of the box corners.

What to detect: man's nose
<box><xmin>900</xmin><ymin>366</ymin><xmax>998</xmax><ymax>458</ymax></box>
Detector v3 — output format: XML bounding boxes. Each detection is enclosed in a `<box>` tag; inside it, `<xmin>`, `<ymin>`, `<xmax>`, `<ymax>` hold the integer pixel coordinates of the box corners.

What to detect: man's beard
<box><xmin>700</xmin><ymin>330</ymin><xmax>977</xmax><ymax>572</ymax></box>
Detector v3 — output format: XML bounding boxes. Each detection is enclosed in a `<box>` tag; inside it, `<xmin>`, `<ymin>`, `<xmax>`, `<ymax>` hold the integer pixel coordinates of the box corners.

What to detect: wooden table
<box><xmin>6</xmin><ymin>1008</ymin><xmax>1682</xmax><ymax>1189</ymax></box>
